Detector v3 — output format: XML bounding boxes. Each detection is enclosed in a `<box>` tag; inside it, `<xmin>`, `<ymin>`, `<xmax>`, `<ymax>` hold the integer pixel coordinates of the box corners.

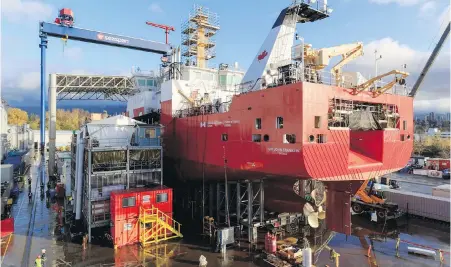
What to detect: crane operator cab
<box><xmin>54</xmin><ymin>8</ymin><xmax>74</xmax><ymax>27</ymax></box>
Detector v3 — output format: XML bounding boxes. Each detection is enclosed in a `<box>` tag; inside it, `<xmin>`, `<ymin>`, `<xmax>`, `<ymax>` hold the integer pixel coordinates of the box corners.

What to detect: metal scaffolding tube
<box><xmin>87</xmin><ymin>150</ymin><xmax>92</xmax><ymax>242</ymax></box>
<box><xmin>48</xmin><ymin>74</ymin><xmax>57</xmax><ymax>176</ymax></box>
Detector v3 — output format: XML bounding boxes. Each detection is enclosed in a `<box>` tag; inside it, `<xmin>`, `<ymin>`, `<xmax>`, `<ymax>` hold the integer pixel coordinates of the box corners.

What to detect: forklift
<box><xmin>351</xmin><ymin>178</ymin><xmax>401</xmax><ymax>221</ymax></box>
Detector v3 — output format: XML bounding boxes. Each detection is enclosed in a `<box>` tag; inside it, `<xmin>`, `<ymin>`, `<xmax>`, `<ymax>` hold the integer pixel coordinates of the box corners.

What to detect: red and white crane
<box><xmin>145</xmin><ymin>22</ymin><xmax>175</xmax><ymax>44</ymax></box>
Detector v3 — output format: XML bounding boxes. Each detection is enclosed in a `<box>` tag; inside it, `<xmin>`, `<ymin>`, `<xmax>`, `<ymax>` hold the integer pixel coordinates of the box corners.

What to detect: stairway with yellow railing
<box><xmin>139</xmin><ymin>206</ymin><xmax>183</xmax><ymax>246</ymax></box>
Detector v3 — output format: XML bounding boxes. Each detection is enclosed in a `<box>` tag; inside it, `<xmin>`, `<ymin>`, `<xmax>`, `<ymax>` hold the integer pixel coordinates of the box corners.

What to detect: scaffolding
<box><xmin>70</xmin><ymin>122</ymin><xmax>163</xmax><ymax>242</ymax></box>
<box><xmin>181</xmin><ymin>4</ymin><xmax>220</xmax><ymax>68</ymax></box>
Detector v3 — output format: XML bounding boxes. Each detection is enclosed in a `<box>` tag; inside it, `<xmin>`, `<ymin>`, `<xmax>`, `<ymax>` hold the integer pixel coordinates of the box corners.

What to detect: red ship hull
<box><xmin>159</xmin><ymin>81</ymin><xmax>413</xmax><ymax>234</ymax></box>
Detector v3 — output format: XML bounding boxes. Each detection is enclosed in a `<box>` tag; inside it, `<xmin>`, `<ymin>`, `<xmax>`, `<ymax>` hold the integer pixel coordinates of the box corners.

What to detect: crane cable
<box><xmin>61</xmin><ymin>34</ymin><xmax>69</xmax><ymax>53</ymax></box>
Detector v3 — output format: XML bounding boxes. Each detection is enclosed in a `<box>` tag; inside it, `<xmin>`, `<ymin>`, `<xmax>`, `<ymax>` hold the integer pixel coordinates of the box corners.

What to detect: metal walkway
<box><xmin>55</xmin><ymin>74</ymin><xmax>137</xmax><ymax>102</ymax></box>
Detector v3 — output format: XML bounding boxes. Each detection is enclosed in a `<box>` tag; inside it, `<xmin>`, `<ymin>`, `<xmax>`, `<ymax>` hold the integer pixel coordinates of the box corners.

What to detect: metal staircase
<box><xmin>139</xmin><ymin>206</ymin><xmax>183</xmax><ymax>246</ymax></box>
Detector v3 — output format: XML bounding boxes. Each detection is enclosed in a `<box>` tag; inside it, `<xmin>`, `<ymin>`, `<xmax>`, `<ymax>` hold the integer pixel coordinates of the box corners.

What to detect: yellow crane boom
<box><xmin>352</xmin><ymin>70</ymin><xmax>409</xmax><ymax>97</ymax></box>
<box><xmin>304</xmin><ymin>42</ymin><xmax>364</xmax><ymax>86</ymax></box>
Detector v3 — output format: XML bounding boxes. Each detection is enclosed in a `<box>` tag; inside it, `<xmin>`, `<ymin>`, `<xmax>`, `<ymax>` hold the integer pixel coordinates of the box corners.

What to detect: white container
<box><xmin>302</xmin><ymin>248</ymin><xmax>312</xmax><ymax>267</ymax></box>
<box><xmin>382</xmin><ymin>188</ymin><xmax>450</xmax><ymax>222</ymax></box>
<box><xmin>1</xmin><ymin>164</ymin><xmax>14</xmax><ymax>183</ymax></box>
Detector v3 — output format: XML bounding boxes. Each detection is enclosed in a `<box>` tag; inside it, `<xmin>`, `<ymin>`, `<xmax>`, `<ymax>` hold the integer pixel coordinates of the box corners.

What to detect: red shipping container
<box><xmin>0</xmin><ymin>218</ymin><xmax>14</xmax><ymax>238</ymax></box>
<box><xmin>110</xmin><ymin>190</ymin><xmax>142</xmax><ymax>222</ymax></box>
<box><xmin>112</xmin><ymin>217</ymin><xmax>139</xmax><ymax>248</ymax></box>
<box><xmin>147</xmin><ymin>187</ymin><xmax>173</xmax><ymax>214</ymax></box>
<box><xmin>110</xmin><ymin>186</ymin><xmax>175</xmax><ymax>247</ymax></box>
<box><xmin>427</xmin><ymin>158</ymin><xmax>451</xmax><ymax>171</ymax></box>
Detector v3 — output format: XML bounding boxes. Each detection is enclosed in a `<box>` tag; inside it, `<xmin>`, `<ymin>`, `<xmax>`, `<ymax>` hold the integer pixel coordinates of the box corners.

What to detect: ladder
<box><xmin>139</xmin><ymin>206</ymin><xmax>183</xmax><ymax>246</ymax></box>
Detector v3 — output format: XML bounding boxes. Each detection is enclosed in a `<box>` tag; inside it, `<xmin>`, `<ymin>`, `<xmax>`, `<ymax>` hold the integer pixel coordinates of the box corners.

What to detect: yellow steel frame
<box><xmin>351</xmin><ymin>70</ymin><xmax>409</xmax><ymax>97</ymax></box>
<box><xmin>139</xmin><ymin>206</ymin><xmax>183</xmax><ymax>246</ymax></box>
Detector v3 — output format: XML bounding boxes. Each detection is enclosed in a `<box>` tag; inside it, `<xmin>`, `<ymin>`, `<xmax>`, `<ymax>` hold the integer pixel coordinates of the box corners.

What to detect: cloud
<box><xmin>419</xmin><ymin>1</ymin><xmax>437</xmax><ymax>18</ymax></box>
<box><xmin>369</xmin><ymin>0</ymin><xmax>423</xmax><ymax>6</ymax></box>
<box><xmin>414</xmin><ymin>98</ymin><xmax>451</xmax><ymax>113</ymax></box>
<box><xmin>346</xmin><ymin>37</ymin><xmax>450</xmax><ymax>113</ymax></box>
<box><xmin>149</xmin><ymin>3</ymin><xmax>163</xmax><ymax>13</ymax></box>
<box><xmin>352</xmin><ymin>37</ymin><xmax>449</xmax><ymax>73</ymax></box>
<box><xmin>437</xmin><ymin>5</ymin><xmax>450</xmax><ymax>32</ymax></box>
<box><xmin>15</xmin><ymin>71</ymin><xmax>41</xmax><ymax>90</ymax></box>
<box><xmin>1</xmin><ymin>0</ymin><xmax>54</xmax><ymax>23</ymax></box>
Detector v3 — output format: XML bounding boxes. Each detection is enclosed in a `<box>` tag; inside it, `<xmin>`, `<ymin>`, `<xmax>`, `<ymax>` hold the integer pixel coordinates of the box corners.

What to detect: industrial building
<box><xmin>67</xmin><ymin>115</ymin><xmax>163</xmax><ymax>241</ymax></box>
<box><xmin>32</xmin><ymin>130</ymin><xmax>73</xmax><ymax>149</ymax></box>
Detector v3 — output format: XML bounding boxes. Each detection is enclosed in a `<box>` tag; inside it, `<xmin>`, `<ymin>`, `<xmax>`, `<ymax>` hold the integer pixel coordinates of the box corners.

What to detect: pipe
<box><xmin>48</xmin><ymin>74</ymin><xmax>57</xmax><ymax>176</ymax></box>
<box><xmin>39</xmin><ymin>32</ymin><xmax>48</xmax><ymax>188</ymax></box>
<box><xmin>75</xmin><ymin>129</ymin><xmax>84</xmax><ymax>220</ymax></box>
<box><xmin>39</xmin><ymin>33</ymin><xmax>47</xmax><ymax>155</ymax></box>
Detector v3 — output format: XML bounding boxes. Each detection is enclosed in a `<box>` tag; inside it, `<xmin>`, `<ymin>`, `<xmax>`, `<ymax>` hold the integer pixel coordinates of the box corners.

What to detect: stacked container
<box><xmin>110</xmin><ymin>186</ymin><xmax>173</xmax><ymax>248</ymax></box>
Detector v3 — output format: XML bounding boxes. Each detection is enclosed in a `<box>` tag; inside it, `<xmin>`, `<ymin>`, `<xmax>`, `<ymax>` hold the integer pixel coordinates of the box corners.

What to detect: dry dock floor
<box><xmin>1</xmin><ymin>157</ymin><xmax>449</xmax><ymax>267</ymax></box>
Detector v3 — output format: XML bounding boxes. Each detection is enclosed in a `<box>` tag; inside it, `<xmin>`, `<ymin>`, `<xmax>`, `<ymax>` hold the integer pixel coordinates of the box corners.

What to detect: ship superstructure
<box><xmin>127</xmin><ymin>1</ymin><xmax>414</xmax><ymax>235</ymax></box>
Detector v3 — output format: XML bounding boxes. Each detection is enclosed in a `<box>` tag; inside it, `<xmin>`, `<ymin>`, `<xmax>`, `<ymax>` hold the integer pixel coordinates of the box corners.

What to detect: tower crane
<box><xmin>146</xmin><ymin>22</ymin><xmax>175</xmax><ymax>44</ymax></box>
<box><xmin>304</xmin><ymin>42</ymin><xmax>364</xmax><ymax>86</ymax></box>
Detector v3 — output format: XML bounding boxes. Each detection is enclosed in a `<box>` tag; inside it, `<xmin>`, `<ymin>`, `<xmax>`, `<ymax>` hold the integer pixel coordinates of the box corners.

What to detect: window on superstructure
<box><xmin>317</xmin><ymin>134</ymin><xmax>326</xmax><ymax>143</ymax></box>
<box><xmin>276</xmin><ymin>117</ymin><xmax>284</xmax><ymax>129</ymax></box>
<box><xmin>403</xmin><ymin>120</ymin><xmax>407</xmax><ymax>130</ymax></box>
<box><xmin>252</xmin><ymin>134</ymin><xmax>262</xmax><ymax>142</ymax></box>
<box><xmin>255</xmin><ymin>118</ymin><xmax>262</xmax><ymax>129</ymax></box>
<box><xmin>222</xmin><ymin>133</ymin><xmax>228</xmax><ymax>141</ymax></box>
<box><xmin>309</xmin><ymin>135</ymin><xmax>315</xmax><ymax>143</ymax></box>
<box><xmin>220</xmin><ymin>75</ymin><xmax>227</xmax><ymax>86</ymax></box>
<box><xmin>138</xmin><ymin>79</ymin><xmax>146</xmax><ymax>87</ymax></box>
<box><xmin>314</xmin><ymin>116</ymin><xmax>321</xmax><ymax>129</ymax></box>
<box><xmin>264</xmin><ymin>135</ymin><xmax>270</xmax><ymax>142</ymax></box>
<box><xmin>400</xmin><ymin>134</ymin><xmax>405</xmax><ymax>141</ymax></box>
<box><xmin>146</xmin><ymin>79</ymin><xmax>154</xmax><ymax>87</ymax></box>
<box><xmin>284</xmin><ymin>134</ymin><xmax>296</xmax><ymax>144</ymax></box>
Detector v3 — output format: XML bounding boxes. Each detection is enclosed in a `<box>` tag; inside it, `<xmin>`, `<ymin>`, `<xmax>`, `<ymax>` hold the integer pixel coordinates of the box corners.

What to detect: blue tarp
<box><xmin>7</xmin><ymin>150</ymin><xmax>27</xmax><ymax>157</ymax></box>
<box><xmin>3</xmin><ymin>155</ymin><xmax>23</xmax><ymax>172</ymax></box>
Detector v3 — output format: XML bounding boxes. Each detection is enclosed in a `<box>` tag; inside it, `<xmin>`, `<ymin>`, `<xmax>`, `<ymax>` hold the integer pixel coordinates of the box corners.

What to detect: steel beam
<box><xmin>88</xmin><ymin>150</ymin><xmax>92</xmax><ymax>243</ymax></box>
<box><xmin>40</xmin><ymin>22</ymin><xmax>172</xmax><ymax>54</ymax></box>
<box><xmin>48</xmin><ymin>74</ymin><xmax>57</xmax><ymax>176</ymax></box>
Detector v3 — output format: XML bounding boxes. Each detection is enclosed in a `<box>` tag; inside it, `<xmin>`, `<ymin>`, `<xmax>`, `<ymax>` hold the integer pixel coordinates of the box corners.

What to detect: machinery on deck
<box><xmin>351</xmin><ymin>179</ymin><xmax>401</xmax><ymax>221</ymax></box>
<box><xmin>303</xmin><ymin>42</ymin><xmax>364</xmax><ymax>86</ymax></box>
<box><xmin>54</xmin><ymin>8</ymin><xmax>74</xmax><ymax>27</ymax></box>
<box><xmin>352</xmin><ymin>69</ymin><xmax>409</xmax><ymax>97</ymax></box>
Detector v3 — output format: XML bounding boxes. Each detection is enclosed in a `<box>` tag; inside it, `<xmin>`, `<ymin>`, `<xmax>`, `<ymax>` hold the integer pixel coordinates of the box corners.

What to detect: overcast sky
<box><xmin>1</xmin><ymin>0</ymin><xmax>450</xmax><ymax>113</ymax></box>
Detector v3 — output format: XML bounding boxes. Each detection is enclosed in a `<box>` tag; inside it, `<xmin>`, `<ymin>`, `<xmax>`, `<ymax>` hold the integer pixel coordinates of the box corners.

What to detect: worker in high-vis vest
<box><xmin>35</xmin><ymin>255</ymin><xmax>42</xmax><ymax>267</ymax></box>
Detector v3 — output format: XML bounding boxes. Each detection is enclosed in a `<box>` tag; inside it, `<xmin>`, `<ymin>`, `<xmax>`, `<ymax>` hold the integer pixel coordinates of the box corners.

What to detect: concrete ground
<box><xmin>385</xmin><ymin>172</ymin><xmax>450</xmax><ymax>195</ymax></box>
<box><xmin>1</xmin><ymin>157</ymin><xmax>449</xmax><ymax>267</ymax></box>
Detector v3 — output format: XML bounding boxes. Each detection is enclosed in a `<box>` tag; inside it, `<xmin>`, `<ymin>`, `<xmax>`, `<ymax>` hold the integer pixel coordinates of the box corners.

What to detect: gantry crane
<box><xmin>146</xmin><ymin>22</ymin><xmax>175</xmax><ymax>44</ymax></box>
<box><xmin>304</xmin><ymin>42</ymin><xmax>364</xmax><ymax>86</ymax></box>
